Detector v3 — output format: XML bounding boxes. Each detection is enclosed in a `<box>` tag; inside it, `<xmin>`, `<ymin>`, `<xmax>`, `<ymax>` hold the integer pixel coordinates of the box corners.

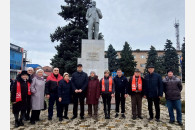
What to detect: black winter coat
<box><xmin>162</xmin><ymin>76</ymin><xmax>182</xmax><ymax>100</ymax></box>
<box><xmin>71</xmin><ymin>71</ymin><xmax>88</xmax><ymax>92</ymax></box>
<box><xmin>45</xmin><ymin>73</ymin><xmax>63</xmax><ymax>95</ymax></box>
<box><xmin>11</xmin><ymin>75</ymin><xmax>30</xmax><ymax>114</ymax></box>
<box><xmin>113</xmin><ymin>75</ymin><xmax>128</xmax><ymax>94</ymax></box>
<box><xmin>58</xmin><ymin>79</ymin><xmax>72</xmax><ymax>104</ymax></box>
<box><xmin>100</xmin><ymin>76</ymin><xmax>115</xmax><ymax>94</ymax></box>
<box><xmin>129</xmin><ymin>76</ymin><xmax>145</xmax><ymax>96</ymax></box>
<box><xmin>144</xmin><ymin>72</ymin><xmax>163</xmax><ymax>98</ymax></box>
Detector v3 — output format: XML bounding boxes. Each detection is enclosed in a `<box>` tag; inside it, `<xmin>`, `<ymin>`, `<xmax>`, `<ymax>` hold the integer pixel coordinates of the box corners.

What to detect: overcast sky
<box><xmin>10</xmin><ymin>0</ymin><xmax>185</xmax><ymax>67</ymax></box>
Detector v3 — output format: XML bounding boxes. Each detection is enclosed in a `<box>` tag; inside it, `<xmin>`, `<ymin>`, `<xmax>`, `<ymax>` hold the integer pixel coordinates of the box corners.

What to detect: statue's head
<box><xmin>92</xmin><ymin>1</ymin><xmax>96</xmax><ymax>7</ymax></box>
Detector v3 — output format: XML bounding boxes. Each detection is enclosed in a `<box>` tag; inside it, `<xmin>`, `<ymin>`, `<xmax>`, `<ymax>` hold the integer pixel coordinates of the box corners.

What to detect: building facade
<box><xmin>105</xmin><ymin>50</ymin><xmax>182</xmax><ymax>74</ymax></box>
<box><xmin>10</xmin><ymin>43</ymin><xmax>24</xmax><ymax>79</ymax></box>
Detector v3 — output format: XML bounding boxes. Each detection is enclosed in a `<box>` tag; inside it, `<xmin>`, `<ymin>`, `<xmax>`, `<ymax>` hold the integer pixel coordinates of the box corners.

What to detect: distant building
<box><xmin>105</xmin><ymin>50</ymin><xmax>182</xmax><ymax>74</ymax></box>
<box><xmin>26</xmin><ymin>64</ymin><xmax>42</xmax><ymax>69</ymax></box>
<box><xmin>10</xmin><ymin>43</ymin><xmax>26</xmax><ymax>79</ymax></box>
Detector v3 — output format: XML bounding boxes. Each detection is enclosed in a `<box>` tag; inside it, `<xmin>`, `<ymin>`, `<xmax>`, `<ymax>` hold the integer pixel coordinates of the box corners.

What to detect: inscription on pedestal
<box><xmin>86</xmin><ymin>52</ymin><xmax>99</xmax><ymax>61</ymax></box>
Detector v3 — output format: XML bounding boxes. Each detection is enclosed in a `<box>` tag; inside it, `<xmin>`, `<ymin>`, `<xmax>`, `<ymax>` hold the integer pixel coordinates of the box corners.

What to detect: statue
<box><xmin>86</xmin><ymin>1</ymin><xmax>103</xmax><ymax>40</ymax></box>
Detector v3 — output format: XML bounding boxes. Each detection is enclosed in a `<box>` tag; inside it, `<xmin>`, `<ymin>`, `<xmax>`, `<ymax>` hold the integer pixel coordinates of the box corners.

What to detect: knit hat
<box><xmin>167</xmin><ymin>69</ymin><xmax>173</xmax><ymax>74</ymax></box>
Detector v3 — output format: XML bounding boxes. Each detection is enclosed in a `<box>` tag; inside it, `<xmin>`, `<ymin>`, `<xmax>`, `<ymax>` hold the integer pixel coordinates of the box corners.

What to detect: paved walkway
<box><xmin>10</xmin><ymin>96</ymin><xmax>185</xmax><ymax>130</ymax></box>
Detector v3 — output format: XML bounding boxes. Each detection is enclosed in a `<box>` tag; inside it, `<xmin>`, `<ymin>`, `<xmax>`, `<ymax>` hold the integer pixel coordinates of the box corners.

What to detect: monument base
<box><xmin>78</xmin><ymin>39</ymin><xmax>108</xmax><ymax>79</ymax></box>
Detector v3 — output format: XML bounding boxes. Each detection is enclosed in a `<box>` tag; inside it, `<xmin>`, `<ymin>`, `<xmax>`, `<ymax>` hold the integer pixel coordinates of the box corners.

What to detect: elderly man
<box><xmin>45</xmin><ymin>68</ymin><xmax>63</xmax><ymax>120</ymax></box>
<box><xmin>144</xmin><ymin>64</ymin><xmax>163</xmax><ymax>122</ymax></box>
<box><xmin>162</xmin><ymin>69</ymin><xmax>183</xmax><ymax>126</ymax></box>
<box><xmin>129</xmin><ymin>69</ymin><xmax>145</xmax><ymax>120</ymax></box>
<box><xmin>86</xmin><ymin>1</ymin><xmax>103</xmax><ymax>39</ymax></box>
<box><xmin>71</xmin><ymin>64</ymin><xmax>88</xmax><ymax>120</ymax></box>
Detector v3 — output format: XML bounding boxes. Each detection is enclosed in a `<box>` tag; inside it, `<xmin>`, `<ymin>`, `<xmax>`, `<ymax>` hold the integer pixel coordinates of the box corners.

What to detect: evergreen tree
<box><xmin>181</xmin><ymin>37</ymin><xmax>185</xmax><ymax>82</ymax></box>
<box><xmin>164</xmin><ymin>39</ymin><xmax>179</xmax><ymax>76</ymax></box>
<box><xmin>144</xmin><ymin>46</ymin><xmax>158</xmax><ymax>74</ymax></box>
<box><xmin>119</xmin><ymin>42</ymin><xmax>137</xmax><ymax>77</ymax></box>
<box><xmin>155</xmin><ymin>56</ymin><xmax>166</xmax><ymax>76</ymax></box>
<box><xmin>105</xmin><ymin>44</ymin><xmax>119</xmax><ymax>72</ymax></box>
<box><xmin>50</xmin><ymin>0</ymin><xmax>103</xmax><ymax>75</ymax></box>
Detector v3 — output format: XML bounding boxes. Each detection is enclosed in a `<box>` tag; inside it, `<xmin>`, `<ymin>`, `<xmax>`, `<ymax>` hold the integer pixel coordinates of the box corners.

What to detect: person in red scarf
<box><xmin>11</xmin><ymin>71</ymin><xmax>31</xmax><ymax>128</ymax></box>
<box><xmin>129</xmin><ymin>69</ymin><xmax>145</xmax><ymax>120</ymax></box>
<box><xmin>58</xmin><ymin>72</ymin><xmax>72</xmax><ymax>121</ymax></box>
<box><xmin>45</xmin><ymin>68</ymin><xmax>63</xmax><ymax>120</ymax></box>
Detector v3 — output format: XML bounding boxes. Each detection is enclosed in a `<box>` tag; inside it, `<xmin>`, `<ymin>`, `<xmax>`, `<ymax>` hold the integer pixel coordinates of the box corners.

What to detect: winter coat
<box><xmin>58</xmin><ymin>79</ymin><xmax>72</xmax><ymax>104</ymax></box>
<box><xmin>100</xmin><ymin>76</ymin><xmax>115</xmax><ymax>94</ymax></box>
<box><xmin>162</xmin><ymin>75</ymin><xmax>182</xmax><ymax>100</ymax></box>
<box><xmin>71</xmin><ymin>71</ymin><xmax>88</xmax><ymax>93</ymax></box>
<box><xmin>113</xmin><ymin>75</ymin><xmax>128</xmax><ymax>94</ymax></box>
<box><xmin>86</xmin><ymin>76</ymin><xmax>100</xmax><ymax>104</ymax></box>
<box><xmin>30</xmin><ymin>76</ymin><xmax>45</xmax><ymax>110</ymax></box>
<box><xmin>144</xmin><ymin>72</ymin><xmax>163</xmax><ymax>98</ymax></box>
<box><xmin>11</xmin><ymin>75</ymin><xmax>30</xmax><ymax>114</ymax></box>
<box><xmin>129</xmin><ymin>76</ymin><xmax>145</xmax><ymax>96</ymax></box>
<box><xmin>45</xmin><ymin>73</ymin><xmax>63</xmax><ymax>94</ymax></box>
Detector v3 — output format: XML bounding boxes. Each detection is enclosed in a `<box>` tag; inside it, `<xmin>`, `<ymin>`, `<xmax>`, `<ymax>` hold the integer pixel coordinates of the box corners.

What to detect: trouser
<box><xmin>59</xmin><ymin>104</ymin><xmax>69</xmax><ymax>118</ymax></box>
<box><xmin>88</xmin><ymin>104</ymin><xmax>98</xmax><ymax>116</ymax></box>
<box><xmin>48</xmin><ymin>93</ymin><xmax>60</xmax><ymax>118</ymax></box>
<box><xmin>30</xmin><ymin>110</ymin><xmax>40</xmax><ymax>122</ymax></box>
<box><xmin>147</xmin><ymin>97</ymin><xmax>160</xmax><ymax>119</ymax></box>
<box><xmin>102</xmin><ymin>93</ymin><xmax>112</xmax><ymax>115</ymax></box>
<box><xmin>131</xmin><ymin>92</ymin><xmax>142</xmax><ymax>117</ymax></box>
<box><xmin>73</xmin><ymin>93</ymin><xmax>85</xmax><ymax>117</ymax></box>
<box><xmin>115</xmin><ymin>93</ymin><xmax>126</xmax><ymax>113</ymax></box>
<box><xmin>166</xmin><ymin>99</ymin><xmax>182</xmax><ymax>122</ymax></box>
<box><xmin>25</xmin><ymin>95</ymin><xmax>31</xmax><ymax>119</ymax></box>
<box><xmin>88</xmin><ymin>18</ymin><xmax>99</xmax><ymax>39</ymax></box>
<box><xmin>14</xmin><ymin>110</ymin><xmax>26</xmax><ymax>121</ymax></box>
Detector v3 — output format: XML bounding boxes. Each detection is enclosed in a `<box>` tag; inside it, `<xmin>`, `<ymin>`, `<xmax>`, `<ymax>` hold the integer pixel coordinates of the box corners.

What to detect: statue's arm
<box><xmin>97</xmin><ymin>8</ymin><xmax>103</xmax><ymax>19</ymax></box>
<box><xmin>86</xmin><ymin>9</ymin><xmax>89</xmax><ymax>21</ymax></box>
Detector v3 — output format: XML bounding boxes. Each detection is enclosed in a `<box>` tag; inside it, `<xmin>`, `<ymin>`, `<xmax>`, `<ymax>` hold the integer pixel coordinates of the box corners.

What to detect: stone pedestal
<box><xmin>78</xmin><ymin>39</ymin><xmax>108</xmax><ymax>79</ymax></box>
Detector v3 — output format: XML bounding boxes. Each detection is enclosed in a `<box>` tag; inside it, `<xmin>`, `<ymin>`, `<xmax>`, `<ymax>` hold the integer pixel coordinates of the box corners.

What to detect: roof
<box><xmin>26</xmin><ymin>64</ymin><xmax>42</xmax><ymax>69</ymax></box>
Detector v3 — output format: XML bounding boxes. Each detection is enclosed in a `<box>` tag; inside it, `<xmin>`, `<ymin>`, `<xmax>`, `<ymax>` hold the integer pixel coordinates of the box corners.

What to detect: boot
<box><xmin>115</xmin><ymin>113</ymin><xmax>119</xmax><ymax>118</ymax></box>
<box><xmin>59</xmin><ymin>117</ymin><xmax>63</xmax><ymax>121</ymax></box>
<box><xmin>121</xmin><ymin>113</ymin><xmax>126</xmax><ymax>119</ymax></box>
<box><xmin>104</xmin><ymin>112</ymin><xmax>107</xmax><ymax>119</ymax></box>
<box><xmin>30</xmin><ymin>120</ymin><xmax>35</xmax><ymax>125</ymax></box>
<box><xmin>14</xmin><ymin>120</ymin><xmax>19</xmax><ymax>128</ymax></box>
<box><xmin>107</xmin><ymin>113</ymin><xmax>110</xmax><ymax>119</ymax></box>
<box><xmin>19</xmin><ymin>119</ymin><xmax>24</xmax><ymax>126</ymax></box>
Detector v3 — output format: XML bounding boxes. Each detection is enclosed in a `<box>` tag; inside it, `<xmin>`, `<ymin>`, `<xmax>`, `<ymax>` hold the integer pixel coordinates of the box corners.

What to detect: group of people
<box><xmin>11</xmin><ymin>64</ymin><xmax>183</xmax><ymax>128</ymax></box>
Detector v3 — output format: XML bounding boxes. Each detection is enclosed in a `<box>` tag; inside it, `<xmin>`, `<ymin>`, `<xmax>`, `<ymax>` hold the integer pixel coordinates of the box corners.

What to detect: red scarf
<box><xmin>102</xmin><ymin>77</ymin><xmax>112</xmax><ymax>92</ymax></box>
<box><xmin>65</xmin><ymin>79</ymin><xmax>69</xmax><ymax>83</ymax></box>
<box><xmin>16</xmin><ymin>81</ymin><xmax>31</xmax><ymax>102</ymax></box>
<box><xmin>132</xmin><ymin>75</ymin><xmax>142</xmax><ymax>91</ymax></box>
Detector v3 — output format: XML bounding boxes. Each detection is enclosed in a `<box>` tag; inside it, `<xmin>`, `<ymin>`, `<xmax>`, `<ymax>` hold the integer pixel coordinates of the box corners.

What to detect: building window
<box><xmin>140</xmin><ymin>55</ymin><xmax>145</xmax><ymax>59</ymax></box>
<box><xmin>140</xmin><ymin>64</ymin><xmax>146</xmax><ymax>68</ymax></box>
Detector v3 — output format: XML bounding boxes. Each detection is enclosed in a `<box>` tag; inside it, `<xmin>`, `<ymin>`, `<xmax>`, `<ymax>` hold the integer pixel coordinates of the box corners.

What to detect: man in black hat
<box><xmin>129</xmin><ymin>69</ymin><xmax>145</xmax><ymax>120</ymax></box>
<box><xmin>143</xmin><ymin>64</ymin><xmax>163</xmax><ymax>122</ymax></box>
<box><xmin>71</xmin><ymin>64</ymin><xmax>88</xmax><ymax>120</ymax></box>
<box><xmin>162</xmin><ymin>69</ymin><xmax>183</xmax><ymax>126</ymax></box>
